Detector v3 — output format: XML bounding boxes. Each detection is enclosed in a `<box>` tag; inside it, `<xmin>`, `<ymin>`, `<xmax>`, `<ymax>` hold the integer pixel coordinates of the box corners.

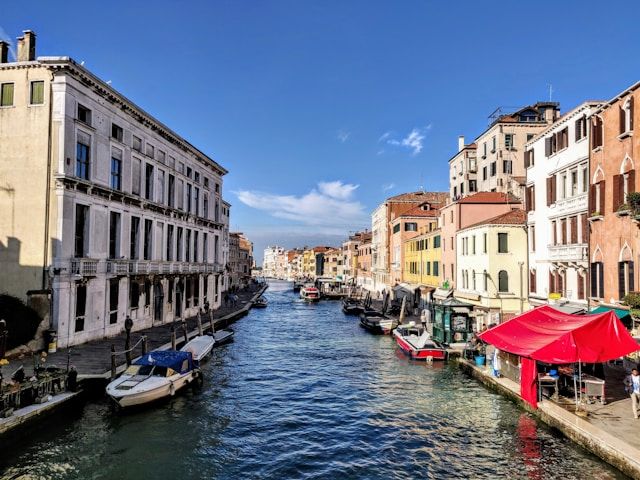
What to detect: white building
<box><xmin>263</xmin><ymin>245</ymin><xmax>285</xmax><ymax>278</ymax></box>
<box><xmin>0</xmin><ymin>31</ymin><xmax>228</xmax><ymax>348</ymax></box>
<box><xmin>525</xmin><ymin>102</ymin><xmax>602</xmax><ymax>310</ymax></box>
<box><xmin>371</xmin><ymin>204</ymin><xmax>388</xmax><ymax>292</ymax></box>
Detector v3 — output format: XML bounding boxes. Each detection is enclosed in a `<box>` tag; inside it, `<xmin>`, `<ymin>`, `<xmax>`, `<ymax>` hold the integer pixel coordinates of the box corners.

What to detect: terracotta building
<box><xmin>589</xmin><ymin>81</ymin><xmax>640</xmax><ymax>304</ymax></box>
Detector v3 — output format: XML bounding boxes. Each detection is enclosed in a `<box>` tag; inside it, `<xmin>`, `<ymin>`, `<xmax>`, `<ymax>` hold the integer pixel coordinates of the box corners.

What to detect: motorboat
<box><xmin>300</xmin><ymin>285</ymin><xmax>320</xmax><ymax>302</ymax></box>
<box><xmin>393</xmin><ymin>322</ymin><xmax>447</xmax><ymax>361</ymax></box>
<box><xmin>342</xmin><ymin>298</ymin><xmax>364</xmax><ymax>315</ymax></box>
<box><xmin>359</xmin><ymin>311</ymin><xmax>398</xmax><ymax>335</ymax></box>
<box><xmin>106</xmin><ymin>350</ymin><xmax>201</xmax><ymax>408</ymax></box>
<box><xmin>253</xmin><ymin>296</ymin><xmax>268</xmax><ymax>308</ymax></box>
<box><xmin>180</xmin><ymin>335</ymin><xmax>215</xmax><ymax>364</ymax></box>
<box><xmin>293</xmin><ymin>281</ymin><xmax>304</xmax><ymax>292</ymax></box>
<box><xmin>213</xmin><ymin>328</ymin><xmax>234</xmax><ymax>346</ymax></box>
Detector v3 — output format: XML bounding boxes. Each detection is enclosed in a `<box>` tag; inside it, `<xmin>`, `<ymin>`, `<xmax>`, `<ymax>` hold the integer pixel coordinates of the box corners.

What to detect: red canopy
<box><xmin>479</xmin><ymin>305</ymin><xmax>639</xmax><ymax>364</ymax></box>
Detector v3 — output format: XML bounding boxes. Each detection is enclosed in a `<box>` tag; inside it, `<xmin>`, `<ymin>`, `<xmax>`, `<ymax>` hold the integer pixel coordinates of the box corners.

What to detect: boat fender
<box><xmin>169</xmin><ymin>381</ymin><xmax>176</xmax><ymax>396</ymax></box>
<box><xmin>426</xmin><ymin>356</ymin><xmax>433</xmax><ymax>364</ymax></box>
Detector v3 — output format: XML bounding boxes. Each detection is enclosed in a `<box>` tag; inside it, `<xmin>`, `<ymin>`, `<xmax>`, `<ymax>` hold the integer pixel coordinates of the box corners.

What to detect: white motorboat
<box><xmin>213</xmin><ymin>328</ymin><xmax>234</xmax><ymax>346</ymax></box>
<box><xmin>180</xmin><ymin>335</ymin><xmax>215</xmax><ymax>364</ymax></box>
<box><xmin>106</xmin><ymin>350</ymin><xmax>201</xmax><ymax>408</ymax></box>
<box><xmin>300</xmin><ymin>284</ymin><xmax>320</xmax><ymax>302</ymax></box>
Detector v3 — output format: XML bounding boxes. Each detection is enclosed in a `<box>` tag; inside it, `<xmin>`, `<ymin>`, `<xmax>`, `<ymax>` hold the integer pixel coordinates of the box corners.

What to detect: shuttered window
<box><xmin>581</xmin><ymin>214</ymin><xmax>588</xmax><ymax>243</ymax></box>
<box><xmin>570</xmin><ymin>216</ymin><xmax>578</xmax><ymax>244</ymax></box>
<box><xmin>498</xmin><ymin>233</ymin><xmax>508</xmax><ymax>253</ymax></box>
<box><xmin>529</xmin><ymin>269</ymin><xmax>536</xmax><ymax>294</ymax></box>
<box><xmin>132</xmin><ymin>158</ymin><xmax>141</xmax><ymax>195</ymax></box>
<box><xmin>577</xmin><ymin>273</ymin><xmax>585</xmax><ymax>300</ymax></box>
<box><xmin>592</xmin><ymin>117</ymin><xmax>603</xmax><ymax>149</ymax></box>
<box><xmin>30</xmin><ymin>81</ymin><xmax>44</xmax><ymax>105</ymax></box>
<box><xmin>498</xmin><ymin>270</ymin><xmax>509</xmax><ymax>292</ymax></box>
<box><xmin>0</xmin><ymin>83</ymin><xmax>14</xmax><ymax>106</ymax></box>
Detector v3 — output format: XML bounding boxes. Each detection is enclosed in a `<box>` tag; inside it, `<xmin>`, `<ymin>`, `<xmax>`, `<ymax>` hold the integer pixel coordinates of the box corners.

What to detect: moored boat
<box><xmin>253</xmin><ymin>296</ymin><xmax>268</xmax><ymax>308</ymax></box>
<box><xmin>106</xmin><ymin>350</ymin><xmax>201</xmax><ymax>408</ymax></box>
<box><xmin>213</xmin><ymin>328</ymin><xmax>234</xmax><ymax>346</ymax></box>
<box><xmin>393</xmin><ymin>322</ymin><xmax>447</xmax><ymax>361</ymax></box>
<box><xmin>293</xmin><ymin>281</ymin><xmax>304</xmax><ymax>292</ymax></box>
<box><xmin>180</xmin><ymin>335</ymin><xmax>215</xmax><ymax>364</ymax></box>
<box><xmin>300</xmin><ymin>285</ymin><xmax>320</xmax><ymax>302</ymax></box>
<box><xmin>342</xmin><ymin>298</ymin><xmax>364</xmax><ymax>315</ymax></box>
<box><xmin>359</xmin><ymin>311</ymin><xmax>398</xmax><ymax>334</ymax></box>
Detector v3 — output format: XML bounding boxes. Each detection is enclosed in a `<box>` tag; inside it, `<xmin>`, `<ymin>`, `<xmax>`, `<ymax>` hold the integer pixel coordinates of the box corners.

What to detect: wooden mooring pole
<box><xmin>197</xmin><ymin>310</ymin><xmax>203</xmax><ymax>336</ymax></box>
<box><xmin>141</xmin><ymin>335</ymin><xmax>148</xmax><ymax>355</ymax></box>
<box><xmin>171</xmin><ymin>324</ymin><xmax>177</xmax><ymax>350</ymax></box>
<box><xmin>110</xmin><ymin>344</ymin><xmax>116</xmax><ymax>380</ymax></box>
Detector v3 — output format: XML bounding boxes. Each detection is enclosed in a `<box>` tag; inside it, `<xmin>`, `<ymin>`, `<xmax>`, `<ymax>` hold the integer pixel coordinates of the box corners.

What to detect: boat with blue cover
<box><xmin>106</xmin><ymin>350</ymin><xmax>202</xmax><ymax>408</ymax></box>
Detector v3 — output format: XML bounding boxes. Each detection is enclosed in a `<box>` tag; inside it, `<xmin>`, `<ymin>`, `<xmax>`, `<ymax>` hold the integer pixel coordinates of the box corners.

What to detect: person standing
<box><xmin>624</xmin><ymin>367</ymin><xmax>640</xmax><ymax>419</ymax></box>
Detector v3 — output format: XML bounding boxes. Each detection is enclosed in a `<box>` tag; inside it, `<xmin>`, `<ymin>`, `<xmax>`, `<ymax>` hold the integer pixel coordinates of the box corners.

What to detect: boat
<box><xmin>253</xmin><ymin>296</ymin><xmax>268</xmax><ymax>308</ymax></box>
<box><xmin>359</xmin><ymin>311</ymin><xmax>398</xmax><ymax>334</ymax></box>
<box><xmin>180</xmin><ymin>335</ymin><xmax>215</xmax><ymax>364</ymax></box>
<box><xmin>293</xmin><ymin>281</ymin><xmax>304</xmax><ymax>292</ymax></box>
<box><xmin>342</xmin><ymin>298</ymin><xmax>364</xmax><ymax>315</ymax></box>
<box><xmin>300</xmin><ymin>285</ymin><xmax>320</xmax><ymax>302</ymax></box>
<box><xmin>393</xmin><ymin>322</ymin><xmax>447</xmax><ymax>361</ymax></box>
<box><xmin>106</xmin><ymin>350</ymin><xmax>201</xmax><ymax>408</ymax></box>
<box><xmin>213</xmin><ymin>328</ymin><xmax>234</xmax><ymax>346</ymax></box>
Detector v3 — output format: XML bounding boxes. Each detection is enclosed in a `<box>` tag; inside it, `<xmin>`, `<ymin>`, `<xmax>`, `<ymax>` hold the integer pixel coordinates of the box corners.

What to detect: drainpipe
<box><xmin>42</xmin><ymin>69</ymin><xmax>54</xmax><ymax>290</ymax></box>
<box><xmin>519</xmin><ymin>261</ymin><xmax>524</xmax><ymax>313</ymax></box>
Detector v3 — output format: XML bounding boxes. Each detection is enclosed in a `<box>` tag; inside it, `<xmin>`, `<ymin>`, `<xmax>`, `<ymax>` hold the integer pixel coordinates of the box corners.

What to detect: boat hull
<box><xmin>108</xmin><ymin>371</ymin><xmax>198</xmax><ymax>408</ymax></box>
<box><xmin>359</xmin><ymin>315</ymin><xmax>397</xmax><ymax>335</ymax></box>
<box><xmin>394</xmin><ymin>334</ymin><xmax>447</xmax><ymax>361</ymax></box>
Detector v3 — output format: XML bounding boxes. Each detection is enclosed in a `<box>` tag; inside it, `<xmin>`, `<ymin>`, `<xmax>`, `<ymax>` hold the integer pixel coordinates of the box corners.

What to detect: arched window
<box><xmin>498</xmin><ymin>270</ymin><xmax>509</xmax><ymax>293</ymax></box>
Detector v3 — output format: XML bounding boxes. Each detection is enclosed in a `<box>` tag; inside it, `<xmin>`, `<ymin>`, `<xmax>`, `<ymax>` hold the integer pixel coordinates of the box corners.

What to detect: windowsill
<box><xmin>618</xmin><ymin>130</ymin><xmax>633</xmax><ymax>140</ymax></box>
<box><xmin>592</xmin><ymin>146</ymin><xmax>603</xmax><ymax>153</ymax></box>
<box><xmin>74</xmin><ymin>118</ymin><xmax>95</xmax><ymax>131</ymax></box>
<box><xmin>0</xmin><ymin>105</ymin><xmax>15</xmax><ymax>109</ymax></box>
<box><xmin>575</xmin><ymin>136</ymin><xmax>587</xmax><ymax>144</ymax></box>
<box><xmin>28</xmin><ymin>103</ymin><xmax>45</xmax><ymax>108</ymax></box>
<box><xmin>616</xmin><ymin>209</ymin><xmax>631</xmax><ymax>217</ymax></box>
<box><xmin>110</xmin><ymin>137</ymin><xmax>126</xmax><ymax>147</ymax></box>
<box><xmin>588</xmin><ymin>214</ymin><xmax>603</xmax><ymax>221</ymax></box>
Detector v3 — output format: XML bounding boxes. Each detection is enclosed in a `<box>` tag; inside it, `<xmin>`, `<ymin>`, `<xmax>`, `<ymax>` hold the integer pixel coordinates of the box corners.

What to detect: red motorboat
<box><xmin>393</xmin><ymin>322</ymin><xmax>447</xmax><ymax>361</ymax></box>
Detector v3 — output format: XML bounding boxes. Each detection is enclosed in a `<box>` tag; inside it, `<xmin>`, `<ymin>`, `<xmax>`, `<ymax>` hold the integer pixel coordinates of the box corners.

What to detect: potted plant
<box><xmin>589</xmin><ymin>211</ymin><xmax>601</xmax><ymax>218</ymax></box>
<box><xmin>628</xmin><ymin>192</ymin><xmax>640</xmax><ymax>217</ymax></box>
<box><xmin>618</xmin><ymin>203</ymin><xmax>631</xmax><ymax>216</ymax></box>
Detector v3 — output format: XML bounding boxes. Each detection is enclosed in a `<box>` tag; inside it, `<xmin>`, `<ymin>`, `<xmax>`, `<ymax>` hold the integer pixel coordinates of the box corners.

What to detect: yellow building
<box><xmin>402</xmin><ymin>225</ymin><xmax>442</xmax><ymax>288</ymax></box>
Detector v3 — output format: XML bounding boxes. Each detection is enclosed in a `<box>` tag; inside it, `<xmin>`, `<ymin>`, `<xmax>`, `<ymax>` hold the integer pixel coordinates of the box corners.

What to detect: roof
<box><xmin>479</xmin><ymin>305</ymin><xmax>639</xmax><ymax>363</ymax></box>
<box><xmin>386</xmin><ymin>191</ymin><xmax>449</xmax><ymax>204</ymax></box>
<box><xmin>396</xmin><ymin>204</ymin><xmax>441</xmax><ymax>218</ymax></box>
<box><xmin>456</xmin><ymin>191</ymin><xmax>521</xmax><ymax>204</ymax></box>
<box><xmin>464</xmin><ymin>209</ymin><xmax>526</xmax><ymax>230</ymax></box>
<box><xmin>590</xmin><ymin>306</ymin><xmax>632</xmax><ymax>320</ymax></box>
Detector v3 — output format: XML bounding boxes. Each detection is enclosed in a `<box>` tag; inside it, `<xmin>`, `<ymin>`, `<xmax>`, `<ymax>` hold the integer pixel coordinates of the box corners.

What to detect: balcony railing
<box><xmin>70</xmin><ymin>258</ymin><xmax>98</xmax><ymax>276</ymax></box>
<box><xmin>60</xmin><ymin>259</ymin><xmax>226</xmax><ymax>278</ymax></box>
<box><xmin>552</xmin><ymin>193</ymin><xmax>588</xmax><ymax>216</ymax></box>
<box><xmin>547</xmin><ymin>243</ymin><xmax>588</xmax><ymax>262</ymax></box>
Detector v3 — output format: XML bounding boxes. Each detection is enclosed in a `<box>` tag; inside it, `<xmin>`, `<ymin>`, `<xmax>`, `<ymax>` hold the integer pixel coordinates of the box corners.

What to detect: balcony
<box><xmin>552</xmin><ymin>193</ymin><xmax>587</xmax><ymax>216</ymax></box>
<box><xmin>547</xmin><ymin>243</ymin><xmax>588</xmax><ymax>262</ymax></box>
<box><xmin>70</xmin><ymin>258</ymin><xmax>98</xmax><ymax>276</ymax></box>
<box><xmin>106</xmin><ymin>259</ymin><xmax>130</xmax><ymax>275</ymax></box>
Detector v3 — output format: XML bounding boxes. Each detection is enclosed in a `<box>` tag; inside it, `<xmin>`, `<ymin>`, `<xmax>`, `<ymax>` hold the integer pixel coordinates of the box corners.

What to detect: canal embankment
<box><xmin>0</xmin><ymin>283</ymin><xmax>268</xmax><ymax>437</ymax></box>
<box><xmin>458</xmin><ymin>357</ymin><xmax>640</xmax><ymax>479</ymax></box>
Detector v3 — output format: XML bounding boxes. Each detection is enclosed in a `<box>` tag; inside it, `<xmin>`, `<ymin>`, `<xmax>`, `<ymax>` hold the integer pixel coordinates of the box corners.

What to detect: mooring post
<box><xmin>171</xmin><ymin>324</ymin><xmax>177</xmax><ymax>350</ymax></box>
<box><xmin>124</xmin><ymin>315</ymin><xmax>133</xmax><ymax>366</ymax></box>
<box><xmin>210</xmin><ymin>309</ymin><xmax>215</xmax><ymax>333</ymax></box>
<box><xmin>197</xmin><ymin>309</ymin><xmax>203</xmax><ymax>336</ymax></box>
<box><xmin>141</xmin><ymin>335</ymin><xmax>148</xmax><ymax>355</ymax></box>
<box><xmin>110</xmin><ymin>344</ymin><xmax>116</xmax><ymax>380</ymax></box>
<box><xmin>182</xmin><ymin>319</ymin><xmax>188</xmax><ymax>344</ymax></box>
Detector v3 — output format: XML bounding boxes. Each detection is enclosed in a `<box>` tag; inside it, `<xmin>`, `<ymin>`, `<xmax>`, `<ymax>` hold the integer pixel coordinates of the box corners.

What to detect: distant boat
<box><xmin>213</xmin><ymin>328</ymin><xmax>234</xmax><ymax>346</ymax></box>
<box><xmin>106</xmin><ymin>350</ymin><xmax>202</xmax><ymax>408</ymax></box>
<box><xmin>359</xmin><ymin>310</ymin><xmax>397</xmax><ymax>335</ymax></box>
<box><xmin>394</xmin><ymin>323</ymin><xmax>447</xmax><ymax>361</ymax></box>
<box><xmin>180</xmin><ymin>335</ymin><xmax>215</xmax><ymax>364</ymax></box>
<box><xmin>293</xmin><ymin>281</ymin><xmax>304</xmax><ymax>292</ymax></box>
<box><xmin>300</xmin><ymin>285</ymin><xmax>320</xmax><ymax>302</ymax></box>
<box><xmin>342</xmin><ymin>298</ymin><xmax>364</xmax><ymax>315</ymax></box>
<box><xmin>253</xmin><ymin>297</ymin><xmax>268</xmax><ymax>308</ymax></box>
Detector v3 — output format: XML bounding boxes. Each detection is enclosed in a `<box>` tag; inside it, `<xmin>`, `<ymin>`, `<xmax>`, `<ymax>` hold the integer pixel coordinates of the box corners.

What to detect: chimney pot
<box><xmin>458</xmin><ymin>135</ymin><xmax>465</xmax><ymax>152</ymax></box>
<box><xmin>16</xmin><ymin>30</ymin><xmax>36</xmax><ymax>62</ymax></box>
<box><xmin>0</xmin><ymin>41</ymin><xmax>8</xmax><ymax>64</ymax></box>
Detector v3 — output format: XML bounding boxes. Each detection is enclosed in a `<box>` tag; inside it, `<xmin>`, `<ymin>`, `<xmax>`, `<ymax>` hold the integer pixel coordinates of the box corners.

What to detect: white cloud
<box><xmin>378</xmin><ymin>125</ymin><xmax>432</xmax><ymax>156</ymax></box>
<box><xmin>0</xmin><ymin>26</ymin><xmax>16</xmax><ymax>60</ymax></box>
<box><xmin>382</xmin><ymin>183</ymin><xmax>395</xmax><ymax>192</ymax></box>
<box><xmin>337</xmin><ymin>130</ymin><xmax>351</xmax><ymax>143</ymax></box>
<box><xmin>235</xmin><ymin>181</ymin><xmax>367</xmax><ymax>230</ymax></box>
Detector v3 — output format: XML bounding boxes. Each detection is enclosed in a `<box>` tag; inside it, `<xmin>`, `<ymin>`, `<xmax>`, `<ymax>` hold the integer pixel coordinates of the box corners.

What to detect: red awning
<box><xmin>479</xmin><ymin>305</ymin><xmax>639</xmax><ymax>364</ymax></box>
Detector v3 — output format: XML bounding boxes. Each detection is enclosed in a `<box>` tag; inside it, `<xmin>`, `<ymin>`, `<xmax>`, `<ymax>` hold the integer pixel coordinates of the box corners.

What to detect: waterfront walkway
<box><xmin>2</xmin><ymin>284</ymin><xmax>267</xmax><ymax>380</ymax></box>
<box><xmin>459</xmin><ymin>358</ymin><xmax>640</xmax><ymax>479</ymax></box>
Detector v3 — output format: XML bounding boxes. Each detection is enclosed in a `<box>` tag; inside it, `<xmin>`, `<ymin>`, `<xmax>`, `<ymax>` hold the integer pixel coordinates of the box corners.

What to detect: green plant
<box><xmin>618</xmin><ymin>203</ymin><xmax>630</xmax><ymax>212</ymax></box>
<box><xmin>623</xmin><ymin>291</ymin><xmax>640</xmax><ymax>309</ymax></box>
<box><xmin>590</xmin><ymin>211</ymin><xmax>601</xmax><ymax>217</ymax></box>
<box><xmin>628</xmin><ymin>192</ymin><xmax>640</xmax><ymax>214</ymax></box>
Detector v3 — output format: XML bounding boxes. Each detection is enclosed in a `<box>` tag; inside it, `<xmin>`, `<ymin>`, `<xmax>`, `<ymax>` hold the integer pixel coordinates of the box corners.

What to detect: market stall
<box><xmin>479</xmin><ymin>305</ymin><xmax>640</xmax><ymax>408</ymax></box>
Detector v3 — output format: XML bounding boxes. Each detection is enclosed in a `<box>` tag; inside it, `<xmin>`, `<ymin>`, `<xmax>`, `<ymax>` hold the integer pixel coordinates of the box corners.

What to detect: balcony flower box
<box><xmin>588</xmin><ymin>211</ymin><xmax>603</xmax><ymax>221</ymax></box>
<box><xmin>616</xmin><ymin>204</ymin><xmax>631</xmax><ymax>217</ymax></box>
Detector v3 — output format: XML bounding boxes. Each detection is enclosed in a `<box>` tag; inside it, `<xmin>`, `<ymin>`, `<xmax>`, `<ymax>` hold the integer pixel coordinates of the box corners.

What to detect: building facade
<box><xmin>526</xmin><ymin>102</ymin><xmax>600</xmax><ymax>309</ymax></box>
<box><xmin>402</xmin><ymin>223</ymin><xmax>442</xmax><ymax>289</ymax></box>
<box><xmin>448</xmin><ymin>137</ymin><xmax>478</xmax><ymax>201</ymax></box>
<box><xmin>0</xmin><ymin>32</ymin><xmax>229</xmax><ymax>347</ymax></box>
<box><xmin>455</xmin><ymin>210</ymin><xmax>529</xmax><ymax>326</ymax></box>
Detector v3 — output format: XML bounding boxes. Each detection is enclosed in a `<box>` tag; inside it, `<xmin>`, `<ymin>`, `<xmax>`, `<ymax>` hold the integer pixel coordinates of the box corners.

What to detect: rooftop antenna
<box><xmin>547</xmin><ymin>83</ymin><xmax>554</xmax><ymax>101</ymax></box>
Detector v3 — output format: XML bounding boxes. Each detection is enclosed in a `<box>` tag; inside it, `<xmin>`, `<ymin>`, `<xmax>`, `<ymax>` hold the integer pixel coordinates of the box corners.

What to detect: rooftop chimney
<box><xmin>458</xmin><ymin>135</ymin><xmax>465</xmax><ymax>152</ymax></box>
<box><xmin>0</xmin><ymin>41</ymin><xmax>8</xmax><ymax>64</ymax></box>
<box><xmin>16</xmin><ymin>30</ymin><xmax>36</xmax><ymax>62</ymax></box>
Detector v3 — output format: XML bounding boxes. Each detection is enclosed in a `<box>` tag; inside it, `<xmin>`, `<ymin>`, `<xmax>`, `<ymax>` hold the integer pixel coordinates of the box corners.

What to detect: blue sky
<box><xmin>3</xmin><ymin>1</ymin><xmax>640</xmax><ymax>264</ymax></box>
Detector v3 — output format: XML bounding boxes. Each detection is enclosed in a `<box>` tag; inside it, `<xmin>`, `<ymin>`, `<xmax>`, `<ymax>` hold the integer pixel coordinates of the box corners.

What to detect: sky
<box><xmin>3</xmin><ymin>1</ymin><xmax>640</xmax><ymax>264</ymax></box>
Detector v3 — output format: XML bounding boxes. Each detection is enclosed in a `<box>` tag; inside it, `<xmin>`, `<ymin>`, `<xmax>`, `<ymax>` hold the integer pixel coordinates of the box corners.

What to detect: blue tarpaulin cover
<box><xmin>134</xmin><ymin>350</ymin><xmax>194</xmax><ymax>373</ymax></box>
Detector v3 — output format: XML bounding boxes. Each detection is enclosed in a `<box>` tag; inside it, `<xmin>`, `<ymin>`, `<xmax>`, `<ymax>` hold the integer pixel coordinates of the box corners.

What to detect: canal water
<box><xmin>0</xmin><ymin>280</ymin><xmax>626</xmax><ymax>479</ymax></box>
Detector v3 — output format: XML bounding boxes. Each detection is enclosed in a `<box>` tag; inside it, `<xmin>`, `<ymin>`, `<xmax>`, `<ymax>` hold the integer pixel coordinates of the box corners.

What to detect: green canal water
<box><xmin>0</xmin><ymin>280</ymin><xmax>627</xmax><ymax>479</ymax></box>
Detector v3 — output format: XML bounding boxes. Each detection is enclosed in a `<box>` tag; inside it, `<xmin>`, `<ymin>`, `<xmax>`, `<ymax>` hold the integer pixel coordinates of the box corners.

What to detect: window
<box><xmin>503</xmin><ymin>160</ymin><xmax>512</xmax><ymax>174</ymax></box>
<box><xmin>74</xmin><ymin>204</ymin><xmax>89</xmax><ymax>257</ymax></box>
<box><xmin>144</xmin><ymin>219</ymin><xmax>153</xmax><ymax>260</ymax></box>
<box><xmin>157</xmin><ymin>169</ymin><xmax>165</xmax><ymax>204</ymax></box>
<box><xmin>187</xmin><ymin>167</ymin><xmax>193</xmax><ymax>179</ymax></box>
<box><xmin>575</xmin><ymin>115</ymin><xmax>587</xmax><ymax>141</ymax></box>
<box><xmin>472</xmin><ymin>270</ymin><xmax>476</xmax><ymax>290</ymax></box>
<box><xmin>590</xmin><ymin>262</ymin><xmax>604</xmax><ymax>298</ymax></box>
<box><xmin>482</xmin><ymin>166</ymin><xmax>487</xmax><ymax>181</ymax></box>
<box><xmin>203</xmin><ymin>194</ymin><xmax>209</xmax><ymax>219</ymax></box>
<box><xmin>561</xmin><ymin>173</ymin><xmax>567</xmax><ymax>199</ymax></box>
<box><xmin>483</xmin><ymin>233</ymin><xmax>487</xmax><ymax>253</ymax></box>
<box><xmin>144</xmin><ymin>280</ymin><xmax>151</xmax><ymax>307</ymax></box>
<box><xmin>109</xmin><ymin>279</ymin><xmax>119</xmax><ymax>324</ymax></box>
<box><xmin>133</xmin><ymin>135</ymin><xmax>142</xmax><ymax>152</ymax></box>
<box><xmin>491</xmin><ymin>136</ymin><xmax>496</xmax><ymax>153</ymax></box>
<box><xmin>194</xmin><ymin>187</ymin><xmax>200</xmax><ymax>216</ymax></box>
<box><xmin>490</xmin><ymin>162</ymin><xmax>496</xmax><ymax>177</ymax></box>
<box><xmin>203</xmin><ymin>233</ymin><xmax>208</xmax><ymax>262</ymax></box>
<box><xmin>168</xmin><ymin>174</ymin><xmax>175</xmax><ymax>208</ymax></box>
<box><xmin>187</xmin><ymin>184</ymin><xmax>192</xmax><ymax>212</ymax></box>
<box><xmin>145</xmin><ymin>164</ymin><xmax>154</xmax><ymax>200</ymax></box>
<box><xmin>109</xmin><ymin>212</ymin><xmax>120</xmax><ymax>259</ymax></box>
<box><xmin>570</xmin><ymin>170</ymin><xmax>578</xmax><ymax>197</ymax></box>
<box><xmin>471</xmin><ymin>235</ymin><xmax>476</xmax><ymax>254</ymax></box>
<box><xmin>497</xmin><ymin>233</ymin><xmax>508</xmax><ymax>253</ymax></box>
<box><xmin>186</xmin><ymin>229</ymin><xmax>192</xmax><ymax>262</ymax></box>
<box><xmin>110</xmin><ymin>148</ymin><xmax>122</xmax><ymax>190</ymax></box>
<box><xmin>76</xmin><ymin>133</ymin><xmax>91</xmax><ymax>180</ymax></box>
<box><xmin>130</xmin><ymin>216</ymin><xmax>140</xmax><ymax>260</ymax></box>
<box><xmin>469</xmin><ymin>180</ymin><xmax>477</xmax><ymax>192</ymax></box>
<box><xmin>505</xmin><ymin>133</ymin><xmax>514</xmax><ymax>150</ymax></box>
<box><xmin>177</xmin><ymin>227</ymin><xmax>184</xmax><ymax>261</ymax></box>
<box><xmin>215</xmin><ymin>183</ymin><xmax>220</xmax><ymax>194</ymax></box>
<box><xmin>530</xmin><ymin>225</ymin><xmax>536</xmax><ymax>252</ymax></box>
<box><xmin>524</xmin><ymin>149</ymin><xmax>534</xmax><ymax>168</ymax></box>
<box><xmin>194</xmin><ymin>231</ymin><xmax>199</xmax><ymax>262</ymax></box>
<box><xmin>498</xmin><ymin>270</ymin><xmax>509</xmax><ymax>292</ymax></box>
<box><xmin>111</xmin><ymin>123</ymin><xmax>123</xmax><ymax>141</ymax></box>
<box><xmin>157</xmin><ymin>150</ymin><xmax>166</xmax><ymax>164</ymax></box>
<box><xmin>620</xmin><ymin>97</ymin><xmax>634</xmax><ymax>135</ymax></box>
<box><xmin>404</xmin><ymin>222</ymin><xmax>417</xmax><ymax>232</ymax></box>
<box><xmin>77</xmin><ymin>104</ymin><xmax>91</xmax><ymax>125</ymax></box>
<box><xmin>166</xmin><ymin>225</ymin><xmax>174</xmax><ymax>261</ymax></box>
<box><xmin>195</xmin><ymin>171</ymin><xmax>200</xmax><ymax>184</ymax></box>
<box><xmin>433</xmin><ymin>261</ymin><xmax>439</xmax><ymax>276</ymax></box>
<box><xmin>130</xmin><ymin>281</ymin><xmax>140</xmax><ymax>309</ymax></box>
<box><xmin>529</xmin><ymin>269</ymin><xmax>536</xmax><ymax>294</ymax></box>
<box><xmin>591</xmin><ymin>116</ymin><xmax>603</xmax><ymax>149</ymax></box>
<box><xmin>145</xmin><ymin>143</ymin><xmax>155</xmax><ymax>158</ymax></box>
<box><xmin>526</xmin><ymin>133</ymin><xmax>535</xmax><ymax>141</ymax></box>
<box><xmin>0</xmin><ymin>83</ymin><xmax>14</xmax><ymax>106</ymax></box>
<box><xmin>618</xmin><ymin>260</ymin><xmax>635</xmax><ymax>300</ymax></box>
<box><xmin>75</xmin><ymin>284</ymin><xmax>86</xmax><ymax>332</ymax></box>
<box><xmin>30</xmin><ymin>81</ymin><xmax>44</xmax><ymax>105</ymax></box>
<box><xmin>433</xmin><ymin>235</ymin><xmax>441</xmax><ymax>248</ymax></box>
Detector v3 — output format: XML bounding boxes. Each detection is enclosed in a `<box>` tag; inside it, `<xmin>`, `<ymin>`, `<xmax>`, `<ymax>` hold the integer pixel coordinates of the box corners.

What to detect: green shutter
<box><xmin>1</xmin><ymin>83</ymin><xmax>14</xmax><ymax>106</ymax></box>
<box><xmin>30</xmin><ymin>81</ymin><xmax>44</xmax><ymax>104</ymax></box>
